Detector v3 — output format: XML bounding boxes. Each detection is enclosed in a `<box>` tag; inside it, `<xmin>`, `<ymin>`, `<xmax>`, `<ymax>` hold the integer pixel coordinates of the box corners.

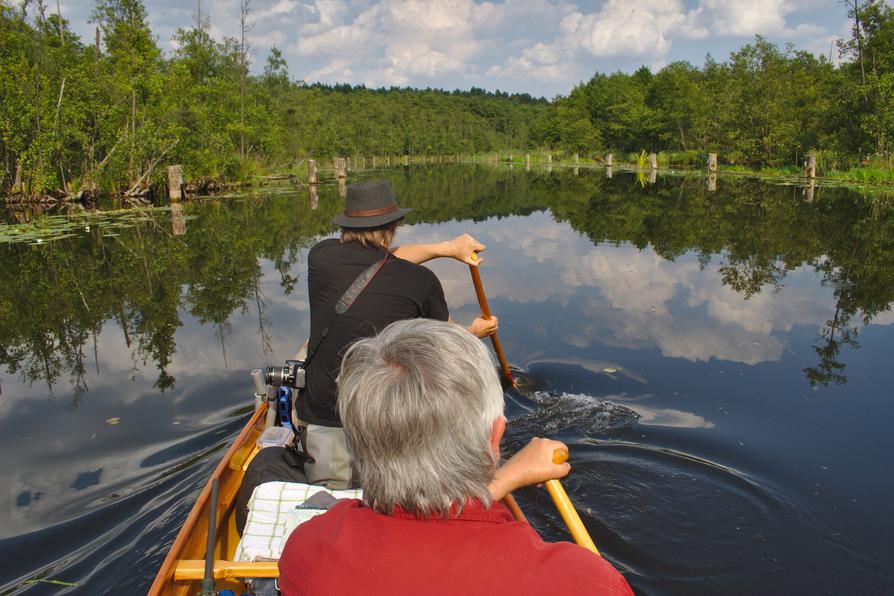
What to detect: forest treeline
<box><xmin>533</xmin><ymin>1</ymin><xmax>894</xmax><ymax>171</ymax></box>
<box><xmin>1</xmin><ymin>0</ymin><xmax>892</xmax><ymax>198</ymax></box>
<box><xmin>0</xmin><ymin>0</ymin><xmax>546</xmax><ymax>198</ymax></box>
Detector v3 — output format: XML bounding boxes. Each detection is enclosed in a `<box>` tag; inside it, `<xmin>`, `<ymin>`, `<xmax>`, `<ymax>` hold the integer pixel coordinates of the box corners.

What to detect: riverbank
<box><xmin>470</xmin><ymin>150</ymin><xmax>894</xmax><ymax>191</ymax></box>
<box><xmin>4</xmin><ymin>150</ymin><xmax>893</xmax><ymax>209</ymax></box>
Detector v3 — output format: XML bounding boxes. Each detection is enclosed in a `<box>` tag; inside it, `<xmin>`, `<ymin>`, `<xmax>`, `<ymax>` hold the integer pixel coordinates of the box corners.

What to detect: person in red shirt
<box><xmin>278</xmin><ymin>319</ymin><xmax>633</xmax><ymax>596</ymax></box>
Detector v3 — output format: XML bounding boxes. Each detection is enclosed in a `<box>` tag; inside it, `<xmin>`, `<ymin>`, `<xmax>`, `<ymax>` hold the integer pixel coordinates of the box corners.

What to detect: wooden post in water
<box><xmin>307</xmin><ymin>159</ymin><xmax>318</xmax><ymax>185</ymax></box>
<box><xmin>335</xmin><ymin>157</ymin><xmax>347</xmax><ymax>179</ymax></box>
<box><xmin>606</xmin><ymin>153</ymin><xmax>613</xmax><ymax>167</ymax></box>
<box><xmin>309</xmin><ymin>184</ymin><xmax>319</xmax><ymax>210</ymax></box>
<box><xmin>805</xmin><ymin>154</ymin><xmax>816</xmax><ymax>178</ymax></box>
<box><xmin>525</xmin><ymin>153</ymin><xmax>531</xmax><ymax>166</ymax></box>
<box><xmin>707</xmin><ymin>173</ymin><xmax>717</xmax><ymax>192</ymax></box>
<box><xmin>338</xmin><ymin>177</ymin><xmax>346</xmax><ymax>198</ymax></box>
<box><xmin>708</xmin><ymin>153</ymin><xmax>718</xmax><ymax>173</ymax></box>
<box><xmin>804</xmin><ymin>178</ymin><xmax>815</xmax><ymax>202</ymax></box>
<box><xmin>573</xmin><ymin>153</ymin><xmax>579</xmax><ymax>165</ymax></box>
<box><xmin>574</xmin><ymin>165</ymin><xmax>579</xmax><ymax>176</ymax></box>
<box><xmin>386</xmin><ymin>155</ymin><xmax>391</xmax><ymax>166</ymax></box>
<box><xmin>12</xmin><ymin>164</ymin><xmax>22</xmax><ymax>193</ymax></box>
<box><xmin>606</xmin><ymin>165</ymin><xmax>613</xmax><ymax>179</ymax></box>
<box><xmin>371</xmin><ymin>156</ymin><xmax>376</xmax><ymax>168</ymax></box>
<box><xmin>403</xmin><ymin>155</ymin><xmax>409</xmax><ymax>166</ymax></box>
<box><xmin>649</xmin><ymin>153</ymin><xmax>658</xmax><ymax>170</ymax></box>
<box><xmin>649</xmin><ymin>169</ymin><xmax>657</xmax><ymax>184</ymax></box>
<box><xmin>170</xmin><ymin>201</ymin><xmax>187</xmax><ymax>236</ymax></box>
<box><xmin>167</xmin><ymin>165</ymin><xmax>182</xmax><ymax>200</ymax></box>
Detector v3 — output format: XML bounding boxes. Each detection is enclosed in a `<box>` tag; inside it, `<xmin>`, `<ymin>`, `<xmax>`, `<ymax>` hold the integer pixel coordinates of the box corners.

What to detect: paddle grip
<box><xmin>552</xmin><ymin>448</ymin><xmax>569</xmax><ymax>465</ymax></box>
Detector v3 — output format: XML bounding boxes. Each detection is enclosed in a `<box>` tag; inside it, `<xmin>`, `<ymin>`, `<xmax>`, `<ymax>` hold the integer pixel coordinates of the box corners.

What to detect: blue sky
<box><xmin>60</xmin><ymin>1</ymin><xmax>858</xmax><ymax>98</ymax></box>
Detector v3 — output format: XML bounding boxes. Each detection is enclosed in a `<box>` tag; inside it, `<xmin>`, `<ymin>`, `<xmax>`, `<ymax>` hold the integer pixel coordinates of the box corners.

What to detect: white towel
<box><xmin>234</xmin><ymin>481</ymin><xmax>362</xmax><ymax>562</ymax></box>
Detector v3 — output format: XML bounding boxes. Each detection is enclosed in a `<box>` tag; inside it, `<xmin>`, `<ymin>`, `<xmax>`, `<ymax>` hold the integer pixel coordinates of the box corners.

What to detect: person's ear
<box><xmin>490</xmin><ymin>416</ymin><xmax>506</xmax><ymax>457</ymax></box>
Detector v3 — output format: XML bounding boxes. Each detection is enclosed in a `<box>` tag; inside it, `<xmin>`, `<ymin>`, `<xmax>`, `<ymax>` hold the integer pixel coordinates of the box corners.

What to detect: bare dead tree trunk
<box><xmin>239</xmin><ymin>0</ymin><xmax>253</xmax><ymax>161</ymax></box>
<box><xmin>129</xmin><ymin>89</ymin><xmax>136</xmax><ymax>183</ymax></box>
<box><xmin>91</xmin><ymin>27</ymin><xmax>100</xmax><ymax>188</ymax></box>
<box><xmin>55</xmin><ymin>0</ymin><xmax>63</xmax><ymax>43</ymax></box>
<box><xmin>846</xmin><ymin>0</ymin><xmax>867</xmax><ymax>85</ymax></box>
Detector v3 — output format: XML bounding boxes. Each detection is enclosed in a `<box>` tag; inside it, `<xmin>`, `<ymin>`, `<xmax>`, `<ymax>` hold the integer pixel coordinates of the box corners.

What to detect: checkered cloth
<box><xmin>234</xmin><ymin>481</ymin><xmax>362</xmax><ymax>562</ymax></box>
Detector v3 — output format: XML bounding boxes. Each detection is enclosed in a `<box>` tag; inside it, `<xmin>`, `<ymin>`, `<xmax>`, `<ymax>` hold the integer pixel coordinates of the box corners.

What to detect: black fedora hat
<box><xmin>332</xmin><ymin>181</ymin><xmax>411</xmax><ymax>229</ymax></box>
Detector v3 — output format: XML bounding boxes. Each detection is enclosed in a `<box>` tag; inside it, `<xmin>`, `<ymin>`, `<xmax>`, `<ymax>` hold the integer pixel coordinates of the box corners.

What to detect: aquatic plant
<box><xmin>0</xmin><ymin>207</ymin><xmax>193</xmax><ymax>246</ymax></box>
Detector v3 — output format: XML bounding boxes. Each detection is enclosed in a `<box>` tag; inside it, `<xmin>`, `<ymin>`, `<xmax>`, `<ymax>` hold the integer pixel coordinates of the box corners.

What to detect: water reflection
<box><xmin>1</xmin><ymin>165</ymin><xmax>892</xmax><ymax>593</ymax></box>
<box><xmin>419</xmin><ymin>212</ymin><xmax>890</xmax><ymax>376</ymax></box>
<box><xmin>2</xmin><ymin>167</ymin><xmax>891</xmax><ymax>402</ymax></box>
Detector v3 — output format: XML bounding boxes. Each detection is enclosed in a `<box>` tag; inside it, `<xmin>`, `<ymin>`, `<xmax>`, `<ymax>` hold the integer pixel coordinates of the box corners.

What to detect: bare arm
<box><xmin>393</xmin><ymin>234</ymin><xmax>485</xmax><ymax>266</ymax></box>
<box><xmin>488</xmin><ymin>438</ymin><xmax>571</xmax><ymax>501</ymax></box>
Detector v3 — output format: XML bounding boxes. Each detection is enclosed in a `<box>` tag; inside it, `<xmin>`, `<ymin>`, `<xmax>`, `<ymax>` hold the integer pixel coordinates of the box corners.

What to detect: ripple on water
<box><xmin>0</xmin><ymin>414</ymin><xmax>249</xmax><ymax>595</ymax></box>
<box><xmin>512</xmin><ymin>440</ymin><xmax>885</xmax><ymax>596</ymax></box>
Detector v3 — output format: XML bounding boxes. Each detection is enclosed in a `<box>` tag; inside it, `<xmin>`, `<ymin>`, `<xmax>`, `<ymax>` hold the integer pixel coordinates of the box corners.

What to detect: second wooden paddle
<box><xmin>468</xmin><ymin>260</ymin><xmax>516</xmax><ymax>386</ymax></box>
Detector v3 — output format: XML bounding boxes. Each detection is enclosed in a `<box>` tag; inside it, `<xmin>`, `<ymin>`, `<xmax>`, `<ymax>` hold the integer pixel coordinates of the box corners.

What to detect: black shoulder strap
<box><xmin>303</xmin><ymin>251</ymin><xmax>391</xmax><ymax>367</ymax></box>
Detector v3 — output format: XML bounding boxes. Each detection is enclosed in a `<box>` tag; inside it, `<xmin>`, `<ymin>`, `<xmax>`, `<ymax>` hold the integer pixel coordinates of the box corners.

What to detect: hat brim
<box><xmin>333</xmin><ymin>207</ymin><xmax>411</xmax><ymax>229</ymax></box>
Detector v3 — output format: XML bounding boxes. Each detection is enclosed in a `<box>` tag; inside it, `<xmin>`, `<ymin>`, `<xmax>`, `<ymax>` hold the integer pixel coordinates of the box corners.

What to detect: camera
<box><xmin>265</xmin><ymin>359</ymin><xmax>306</xmax><ymax>389</ymax></box>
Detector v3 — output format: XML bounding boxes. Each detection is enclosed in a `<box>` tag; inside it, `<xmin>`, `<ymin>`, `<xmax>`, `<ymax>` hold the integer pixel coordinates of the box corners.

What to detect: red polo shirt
<box><xmin>278</xmin><ymin>498</ymin><xmax>633</xmax><ymax>596</ymax></box>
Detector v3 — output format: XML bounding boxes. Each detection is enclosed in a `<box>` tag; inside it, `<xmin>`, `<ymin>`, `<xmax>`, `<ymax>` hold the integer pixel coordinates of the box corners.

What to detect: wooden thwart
<box><xmin>174</xmin><ymin>561</ymin><xmax>279</xmax><ymax>580</ymax></box>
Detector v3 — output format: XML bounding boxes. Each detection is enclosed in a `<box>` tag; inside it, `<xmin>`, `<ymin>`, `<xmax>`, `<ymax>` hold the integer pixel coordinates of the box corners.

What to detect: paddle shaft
<box><xmin>547</xmin><ymin>449</ymin><xmax>600</xmax><ymax>555</ymax></box>
<box><xmin>545</xmin><ymin>480</ymin><xmax>600</xmax><ymax>555</ymax></box>
<box><xmin>468</xmin><ymin>264</ymin><xmax>515</xmax><ymax>385</ymax></box>
<box><xmin>469</xmin><ymin>260</ymin><xmax>599</xmax><ymax>556</ymax></box>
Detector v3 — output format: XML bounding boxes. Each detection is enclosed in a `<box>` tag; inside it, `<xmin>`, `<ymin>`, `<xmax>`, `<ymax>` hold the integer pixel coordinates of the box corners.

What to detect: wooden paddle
<box><xmin>468</xmin><ymin>256</ymin><xmax>515</xmax><ymax>386</ymax></box>
<box><xmin>468</xmin><ymin>255</ymin><xmax>600</xmax><ymax>556</ymax></box>
<box><xmin>547</xmin><ymin>449</ymin><xmax>601</xmax><ymax>555</ymax></box>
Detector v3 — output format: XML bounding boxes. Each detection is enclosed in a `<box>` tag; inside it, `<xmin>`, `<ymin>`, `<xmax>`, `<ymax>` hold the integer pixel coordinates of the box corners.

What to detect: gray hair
<box><xmin>337</xmin><ymin>318</ymin><xmax>505</xmax><ymax>518</ymax></box>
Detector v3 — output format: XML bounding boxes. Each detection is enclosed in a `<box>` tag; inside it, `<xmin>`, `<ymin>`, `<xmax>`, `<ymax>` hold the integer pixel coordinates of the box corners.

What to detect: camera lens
<box><xmin>265</xmin><ymin>366</ymin><xmax>287</xmax><ymax>386</ymax></box>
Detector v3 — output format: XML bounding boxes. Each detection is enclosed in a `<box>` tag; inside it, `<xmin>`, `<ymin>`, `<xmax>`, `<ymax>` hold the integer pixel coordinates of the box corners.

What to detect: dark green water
<box><xmin>1</xmin><ymin>165</ymin><xmax>892</xmax><ymax>594</ymax></box>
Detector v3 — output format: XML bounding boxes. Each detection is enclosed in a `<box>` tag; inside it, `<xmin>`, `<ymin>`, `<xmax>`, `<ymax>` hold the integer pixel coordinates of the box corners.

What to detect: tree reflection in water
<box><xmin>1</xmin><ymin>166</ymin><xmax>892</xmax><ymax>405</ymax></box>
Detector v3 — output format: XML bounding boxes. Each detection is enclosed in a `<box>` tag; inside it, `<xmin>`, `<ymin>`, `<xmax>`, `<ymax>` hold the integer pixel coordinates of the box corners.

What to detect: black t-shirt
<box><xmin>298</xmin><ymin>238</ymin><xmax>450</xmax><ymax>426</ymax></box>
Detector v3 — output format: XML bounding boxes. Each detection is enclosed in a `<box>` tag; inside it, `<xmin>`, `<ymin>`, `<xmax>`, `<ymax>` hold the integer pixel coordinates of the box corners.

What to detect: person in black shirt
<box><xmin>296</xmin><ymin>181</ymin><xmax>497</xmax><ymax>488</ymax></box>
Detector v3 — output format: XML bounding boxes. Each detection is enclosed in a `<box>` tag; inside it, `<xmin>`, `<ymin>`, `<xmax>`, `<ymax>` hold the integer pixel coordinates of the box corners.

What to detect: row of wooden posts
<box><xmin>305</xmin><ymin>152</ymin><xmax>819</xmax><ymax>181</ymax></box>
<box><xmin>158</xmin><ymin>163</ymin><xmax>812</xmax><ymax>239</ymax></box>
<box><xmin>165</xmin><ymin>151</ymin><xmax>820</xmax><ymax>199</ymax></box>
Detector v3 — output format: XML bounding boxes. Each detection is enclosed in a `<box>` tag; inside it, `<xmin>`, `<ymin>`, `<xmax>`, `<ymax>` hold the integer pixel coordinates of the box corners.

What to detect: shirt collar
<box><xmin>388</xmin><ymin>499</ymin><xmax>516</xmax><ymax>524</ymax></box>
